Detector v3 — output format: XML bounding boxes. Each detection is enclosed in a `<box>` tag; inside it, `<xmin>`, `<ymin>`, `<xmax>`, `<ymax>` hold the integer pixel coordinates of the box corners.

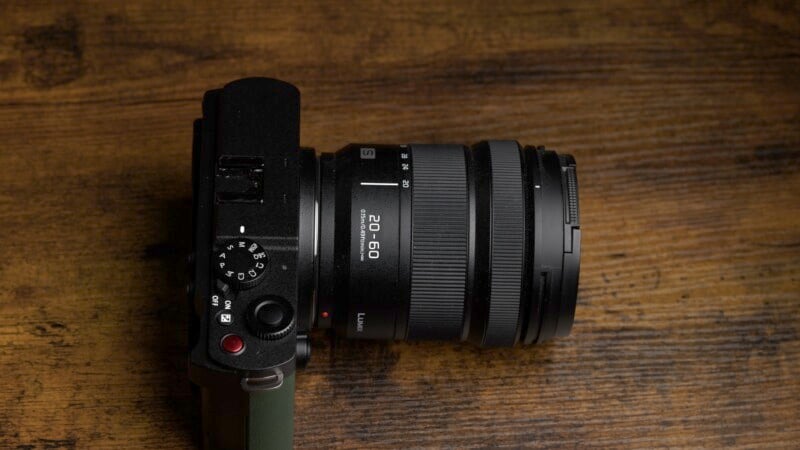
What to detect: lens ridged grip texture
<box><xmin>484</xmin><ymin>141</ymin><xmax>525</xmax><ymax>346</ymax></box>
<box><xmin>407</xmin><ymin>145</ymin><xmax>468</xmax><ymax>340</ymax></box>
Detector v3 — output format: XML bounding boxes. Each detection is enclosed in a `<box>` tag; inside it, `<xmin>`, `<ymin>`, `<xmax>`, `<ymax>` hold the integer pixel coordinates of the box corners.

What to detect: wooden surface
<box><xmin>1</xmin><ymin>1</ymin><xmax>799</xmax><ymax>448</ymax></box>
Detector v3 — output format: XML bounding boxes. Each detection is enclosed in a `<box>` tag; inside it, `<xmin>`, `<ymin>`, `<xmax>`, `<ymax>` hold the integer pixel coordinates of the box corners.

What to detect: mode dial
<box><xmin>215</xmin><ymin>239</ymin><xmax>268</xmax><ymax>290</ymax></box>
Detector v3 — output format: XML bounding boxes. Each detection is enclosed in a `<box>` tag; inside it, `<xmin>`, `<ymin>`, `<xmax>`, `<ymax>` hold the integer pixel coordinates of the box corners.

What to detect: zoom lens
<box><xmin>312</xmin><ymin>141</ymin><xmax>580</xmax><ymax>346</ymax></box>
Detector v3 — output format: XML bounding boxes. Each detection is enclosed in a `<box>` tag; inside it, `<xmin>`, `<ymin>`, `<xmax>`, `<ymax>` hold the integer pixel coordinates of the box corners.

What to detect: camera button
<box><xmin>220</xmin><ymin>334</ymin><xmax>245</xmax><ymax>354</ymax></box>
<box><xmin>216</xmin><ymin>311</ymin><xmax>234</xmax><ymax>326</ymax></box>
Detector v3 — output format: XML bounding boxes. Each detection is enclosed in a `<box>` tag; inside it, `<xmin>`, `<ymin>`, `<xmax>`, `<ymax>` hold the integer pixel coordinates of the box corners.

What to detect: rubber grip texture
<box><xmin>407</xmin><ymin>145</ymin><xmax>469</xmax><ymax>340</ymax></box>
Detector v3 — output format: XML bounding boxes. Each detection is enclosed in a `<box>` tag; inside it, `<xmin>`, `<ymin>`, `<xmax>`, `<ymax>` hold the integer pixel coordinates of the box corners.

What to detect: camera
<box><xmin>188</xmin><ymin>78</ymin><xmax>581</xmax><ymax>449</ymax></box>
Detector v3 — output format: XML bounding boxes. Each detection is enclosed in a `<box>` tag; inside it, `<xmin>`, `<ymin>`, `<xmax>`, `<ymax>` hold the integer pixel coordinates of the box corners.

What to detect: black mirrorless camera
<box><xmin>188</xmin><ymin>78</ymin><xmax>581</xmax><ymax>449</ymax></box>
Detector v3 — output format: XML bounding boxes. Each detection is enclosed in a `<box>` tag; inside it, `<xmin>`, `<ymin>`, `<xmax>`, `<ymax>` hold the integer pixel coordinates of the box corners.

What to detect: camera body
<box><xmin>189</xmin><ymin>78</ymin><xmax>581</xmax><ymax>449</ymax></box>
<box><xmin>189</xmin><ymin>79</ymin><xmax>311</xmax><ymax>449</ymax></box>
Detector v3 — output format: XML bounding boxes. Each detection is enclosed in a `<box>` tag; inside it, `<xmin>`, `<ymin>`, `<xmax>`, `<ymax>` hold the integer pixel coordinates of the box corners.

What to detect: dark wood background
<box><xmin>1</xmin><ymin>1</ymin><xmax>798</xmax><ymax>448</ymax></box>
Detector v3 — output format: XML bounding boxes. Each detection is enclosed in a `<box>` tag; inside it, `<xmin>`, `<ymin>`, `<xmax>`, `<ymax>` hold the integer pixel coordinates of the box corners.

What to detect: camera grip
<box><xmin>195</xmin><ymin>367</ymin><xmax>295</xmax><ymax>450</ymax></box>
<box><xmin>248</xmin><ymin>372</ymin><xmax>295</xmax><ymax>450</ymax></box>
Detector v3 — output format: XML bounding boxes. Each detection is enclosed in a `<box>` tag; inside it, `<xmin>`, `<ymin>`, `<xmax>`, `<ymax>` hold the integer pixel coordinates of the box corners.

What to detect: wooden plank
<box><xmin>0</xmin><ymin>1</ymin><xmax>798</xmax><ymax>448</ymax></box>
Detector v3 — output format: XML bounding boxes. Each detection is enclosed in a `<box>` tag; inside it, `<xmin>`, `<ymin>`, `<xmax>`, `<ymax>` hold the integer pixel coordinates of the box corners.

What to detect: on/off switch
<box><xmin>220</xmin><ymin>334</ymin><xmax>245</xmax><ymax>354</ymax></box>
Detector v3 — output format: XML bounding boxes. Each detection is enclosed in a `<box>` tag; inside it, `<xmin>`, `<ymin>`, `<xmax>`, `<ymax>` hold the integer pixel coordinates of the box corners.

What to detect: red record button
<box><xmin>220</xmin><ymin>334</ymin><xmax>245</xmax><ymax>354</ymax></box>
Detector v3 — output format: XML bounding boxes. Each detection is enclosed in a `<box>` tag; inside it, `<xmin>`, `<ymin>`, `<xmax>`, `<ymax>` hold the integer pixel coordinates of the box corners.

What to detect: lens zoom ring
<box><xmin>408</xmin><ymin>145</ymin><xmax>468</xmax><ymax>340</ymax></box>
<box><xmin>485</xmin><ymin>141</ymin><xmax>525</xmax><ymax>346</ymax></box>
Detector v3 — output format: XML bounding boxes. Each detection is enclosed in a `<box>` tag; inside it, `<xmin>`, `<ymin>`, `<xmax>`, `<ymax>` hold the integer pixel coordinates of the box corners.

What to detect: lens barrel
<box><xmin>311</xmin><ymin>141</ymin><xmax>580</xmax><ymax>346</ymax></box>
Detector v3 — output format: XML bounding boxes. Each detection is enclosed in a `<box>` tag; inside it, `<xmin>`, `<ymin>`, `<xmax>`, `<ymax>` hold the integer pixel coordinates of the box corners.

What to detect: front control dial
<box><xmin>215</xmin><ymin>238</ymin><xmax>268</xmax><ymax>290</ymax></box>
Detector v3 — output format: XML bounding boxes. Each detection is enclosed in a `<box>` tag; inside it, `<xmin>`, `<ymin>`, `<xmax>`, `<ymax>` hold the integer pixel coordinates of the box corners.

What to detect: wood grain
<box><xmin>0</xmin><ymin>1</ymin><xmax>798</xmax><ymax>448</ymax></box>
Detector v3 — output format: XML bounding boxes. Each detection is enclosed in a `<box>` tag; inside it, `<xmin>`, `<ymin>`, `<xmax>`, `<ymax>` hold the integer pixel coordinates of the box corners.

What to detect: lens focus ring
<box><xmin>484</xmin><ymin>141</ymin><xmax>526</xmax><ymax>346</ymax></box>
<box><xmin>407</xmin><ymin>145</ymin><xmax>469</xmax><ymax>340</ymax></box>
